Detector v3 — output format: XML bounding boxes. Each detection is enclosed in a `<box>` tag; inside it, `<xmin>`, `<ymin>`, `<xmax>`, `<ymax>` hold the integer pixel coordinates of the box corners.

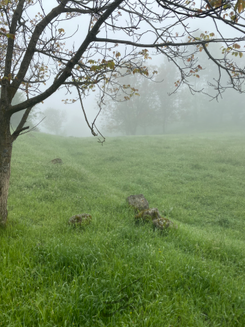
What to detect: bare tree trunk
<box><xmin>0</xmin><ymin>109</ymin><xmax>12</xmax><ymax>226</ymax></box>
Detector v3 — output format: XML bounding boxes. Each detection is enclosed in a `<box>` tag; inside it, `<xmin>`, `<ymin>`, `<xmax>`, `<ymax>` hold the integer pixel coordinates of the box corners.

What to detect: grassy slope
<box><xmin>0</xmin><ymin>132</ymin><xmax>245</xmax><ymax>326</ymax></box>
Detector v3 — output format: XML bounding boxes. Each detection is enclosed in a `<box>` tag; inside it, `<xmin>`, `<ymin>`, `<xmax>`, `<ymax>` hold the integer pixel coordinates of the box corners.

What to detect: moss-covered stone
<box><xmin>152</xmin><ymin>217</ymin><xmax>176</xmax><ymax>230</ymax></box>
<box><xmin>135</xmin><ymin>208</ymin><xmax>177</xmax><ymax>230</ymax></box>
<box><xmin>68</xmin><ymin>213</ymin><xmax>92</xmax><ymax>227</ymax></box>
<box><xmin>135</xmin><ymin>208</ymin><xmax>161</xmax><ymax>222</ymax></box>
<box><xmin>51</xmin><ymin>158</ymin><xmax>62</xmax><ymax>164</ymax></box>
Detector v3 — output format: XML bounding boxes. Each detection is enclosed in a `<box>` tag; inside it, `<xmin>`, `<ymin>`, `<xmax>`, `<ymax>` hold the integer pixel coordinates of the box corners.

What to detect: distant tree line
<box><xmin>102</xmin><ymin>52</ymin><xmax>245</xmax><ymax>136</ymax></box>
<box><xmin>101</xmin><ymin>60</ymin><xmax>180</xmax><ymax>135</ymax></box>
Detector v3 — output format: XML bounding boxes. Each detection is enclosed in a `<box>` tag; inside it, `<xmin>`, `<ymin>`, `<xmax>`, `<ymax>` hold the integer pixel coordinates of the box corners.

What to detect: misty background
<box><xmin>12</xmin><ymin>47</ymin><xmax>245</xmax><ymax>138</ymax></box>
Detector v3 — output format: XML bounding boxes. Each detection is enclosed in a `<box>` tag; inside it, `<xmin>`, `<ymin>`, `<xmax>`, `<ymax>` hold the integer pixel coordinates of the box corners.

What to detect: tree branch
<box><xmin>9</xmin><ymin>0</ymin><xmax>125</xmax><ymax>115</ymax></box>
<box><xmin>93</xmin><ymin>36</ymin><xmax>245</xmax><ymax>49</ymax></box>
<box><xmin>10</xmin><ymin>1</ymin><xmax>70</xmax><ymax>100</ymax></box>
<box><xmin>11</xmin><ymin>106</ymin><xmax>33</xmax><ymax>141</ymax></box>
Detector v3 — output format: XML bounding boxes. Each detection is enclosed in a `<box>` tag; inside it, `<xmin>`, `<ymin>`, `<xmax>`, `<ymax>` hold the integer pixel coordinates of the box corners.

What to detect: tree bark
<box><xmin>0</xmin><ymin>108</ymin><xmax>12</xmax><ymax>226</ymax></box>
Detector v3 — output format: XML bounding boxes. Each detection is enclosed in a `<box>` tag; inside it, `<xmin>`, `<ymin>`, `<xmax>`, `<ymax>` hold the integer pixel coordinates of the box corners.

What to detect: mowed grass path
<box><xmin>1</xmin><ymin>132</ymin><xmax>245</xmax><ymax>326</ymax></box>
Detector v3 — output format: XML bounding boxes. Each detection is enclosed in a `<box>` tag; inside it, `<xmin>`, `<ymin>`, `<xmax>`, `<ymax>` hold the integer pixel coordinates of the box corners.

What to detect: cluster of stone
<box><xmin>67</xmin><ymin>194</ymin><xmax>176</xmax><ymax>232</ymax></box>
<box><xmin>126</xmin><ymin>194</ymin><xmax>177</xmax><ymax>231</ymax></box>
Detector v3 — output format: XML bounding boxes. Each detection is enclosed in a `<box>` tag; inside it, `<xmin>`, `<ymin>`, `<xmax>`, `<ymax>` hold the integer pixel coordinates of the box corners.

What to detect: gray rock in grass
<box><xmin>126</xmin><ymin>194</ymin><xmax>149</xmax><ymax>211</ymax></box>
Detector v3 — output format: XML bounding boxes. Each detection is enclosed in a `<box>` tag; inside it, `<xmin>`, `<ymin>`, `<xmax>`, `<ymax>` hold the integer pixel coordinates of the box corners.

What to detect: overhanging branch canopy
<box><xmin>1</xmin><ymin>0</ymin><xmax>245</xmax><ymax>137</ymax></box>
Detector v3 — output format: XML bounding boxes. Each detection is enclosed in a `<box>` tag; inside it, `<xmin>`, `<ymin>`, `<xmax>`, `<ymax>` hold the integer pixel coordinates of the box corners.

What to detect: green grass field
<box><xmin>1</xmin><ymin>132</ymin><xmax>245</xmax><ymax>326</ymax></box>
